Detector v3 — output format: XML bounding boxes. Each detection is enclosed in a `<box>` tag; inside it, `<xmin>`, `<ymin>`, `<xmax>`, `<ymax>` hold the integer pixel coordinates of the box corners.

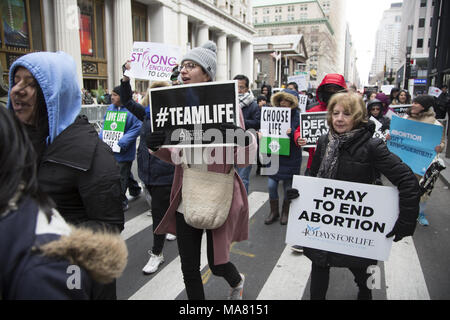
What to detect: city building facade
<box><xmin>397</xmin><ymin>0</ymin><xmax>435</xmax><ymax>95</ymax></box>
<box><xmin>252</xmin><ymin>0</ymin><xmax>346</xmax><ymax>90</ymax></box>
<box><xmin>0</xmin><ymin>0</ymin><xmax>255</xmax><ymax>96</ymax></box>
<box><xmin>369</xmin><ymin>2</ymin><xmax>403</xmax><ymax>87</ymax></box>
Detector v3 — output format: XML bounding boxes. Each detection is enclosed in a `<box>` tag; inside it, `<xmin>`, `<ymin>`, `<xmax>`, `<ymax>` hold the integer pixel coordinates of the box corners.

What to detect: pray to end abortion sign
<box><xmin>149</xmin><ymin>81</ymin><xmax>239</xmax><ymax>148</ymax></box>
<box><xmin>286</xmin><ymin>176</ymin><xmax>399</xmax><ymax>261</ymax></box>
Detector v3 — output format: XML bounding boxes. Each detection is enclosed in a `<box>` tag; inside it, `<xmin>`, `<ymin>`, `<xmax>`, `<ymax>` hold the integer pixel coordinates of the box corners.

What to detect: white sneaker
<box><xmin>228</xmin><ymin>273</ymin><xmax>245</xmax><ymax>300</ymax></box>
<box><xmin>142</xmin><ymin>251</ymin><xmax>164</xmax><ymax>275</ymax></box>
<box><xmin>166</xmin><ymin>233</ymin><xmax>176</xmax><ymax>241</ymax></box>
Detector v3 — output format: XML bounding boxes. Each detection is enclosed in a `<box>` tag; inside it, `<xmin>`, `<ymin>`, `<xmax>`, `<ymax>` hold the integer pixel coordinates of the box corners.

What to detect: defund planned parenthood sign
<box><xmin>300</xmin><ymin>112</ymin><xmax>329</xmax><ymax>148</ymax></box>
<box><xmin>286</xmin><ymin>176</ymin><xmax>399</xmax><ymax>261</ymax></box>
<box><xmin>149</xmin><ymin>81</ymin><xmax>239</xmax><ymax>148</ymax></box>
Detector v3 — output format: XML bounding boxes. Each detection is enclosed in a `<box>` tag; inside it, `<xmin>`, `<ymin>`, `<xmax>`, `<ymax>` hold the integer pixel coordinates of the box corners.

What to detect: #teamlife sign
<box><xmin>286</xmin><ymin>176</ymin><xmax>399</xmax><ymax>261</ymax></box>
<box><xmin>388</xmin><ymin>116</ymin><xmax>443</xmax><ymax>175</ymax></box>
<box><xmin>149</xmin><ymin>81</ymin><xmax>239</xmax><ymax>148</ymax></box>
<box><xmin>126</xmin><ymin>42</ymin><xmax>182</xmax><ymax>81</ymax></box>
<box><xmin>102</xmin><ymin>111</ymin><xmax>128</xmax><ymax>153</ymax></box>
<box><xmin>300</xmin><ymin>112</ymin><xmax>329</xmax><ymax>148</ymax></box>
<box><xmin>260</xmin><ymin>107</ymin><xmax>291</xmax><ymax>156</ymax></box>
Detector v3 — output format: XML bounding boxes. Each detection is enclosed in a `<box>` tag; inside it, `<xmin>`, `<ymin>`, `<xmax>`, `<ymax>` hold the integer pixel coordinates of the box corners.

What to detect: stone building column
<box><xmin>113</xmin><ymin>0</ymin><xmax>133</xmax><ymax>85</ymax></box>
<box><xmin>54</xmin><ymin>0</ymin><xmax>83</xmax><ymax>87</ymax></box>
<box><xmin>197</xmin><ymin>23</ymin><xmax>209</xmax><ymax>46</ymax></box>
<box><xmin>241</xmin><ymin>41</ymin><xmax>254</xmax><ymax>85</ymax></box>
<box><xmin>230</xmin><ymin>38</ymin><xmax>242</xmax><ymax>79</ymax></box>
<box><xmin>216</xmin><ymin>32</ymin><xmax>228</xmax><ymax>81</ymax></box>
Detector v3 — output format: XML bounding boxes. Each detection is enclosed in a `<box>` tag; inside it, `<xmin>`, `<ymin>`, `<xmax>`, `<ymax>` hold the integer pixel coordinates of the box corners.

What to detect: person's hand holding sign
<box><xmin>297</xmin><ymin>137</ymin><xmax>307</xmax><ymax>147</ymax></box>
<box><xmin>146</xmin><ymin>131</ymin><xmax>166</xmax><ymax>152</ymax></box>
<box><xmin>386</xmin><ymin>218</ymin><xmax>417</xmax><ymax>242</ymax></box>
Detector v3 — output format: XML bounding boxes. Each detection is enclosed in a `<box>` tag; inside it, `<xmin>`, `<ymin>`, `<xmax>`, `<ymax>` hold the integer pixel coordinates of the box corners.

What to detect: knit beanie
<box><xmin>413</xmin><ymin>95</ymin><xmax>435</xmax><ymax>112</ymax></box>
<box><xmin>181</xmin><ymin>41</ymin><xmax>217</xmax><ymax>81</ymax></box>
<box><xmin>112</xmin><ymin>86</ymin><xmax>120</xmax><ymax>95</ymax></box>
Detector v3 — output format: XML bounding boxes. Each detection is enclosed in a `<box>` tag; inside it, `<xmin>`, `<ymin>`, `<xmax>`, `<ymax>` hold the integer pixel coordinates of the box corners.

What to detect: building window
<box><xmin>420</xmin><ymin>0</ymin><xmax>427</xmax><ymax>7</ymax></box>
<box><xmin>78</xmin><ymin>0</ymin><xmax>105</xmax><ymax>59</ymax></box>
<box><xmin>0</xmin><ymin>0</ymin><xmax>44</xmax><ymax>54</ymax></box>
<box><xmin>418</xmin><ymin>18</ymin><xmax>425</xmax><ymax>28</ymax></box>
<box><xmin>417</xmin><ymin>38</ymin><xmax>424</xmax><ymax>48</ymax></box>
<box><xmin>132</xmin><ymin>1</ymin><xmax>148</xmax><ymax>41</ymax></box>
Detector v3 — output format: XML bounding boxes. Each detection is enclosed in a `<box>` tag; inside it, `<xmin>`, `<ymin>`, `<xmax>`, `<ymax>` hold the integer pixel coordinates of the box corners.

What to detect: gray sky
<box><xmin>345</xmin><ymin>0</ymin><xmax>399</xmax><ymax>85</ymax></box>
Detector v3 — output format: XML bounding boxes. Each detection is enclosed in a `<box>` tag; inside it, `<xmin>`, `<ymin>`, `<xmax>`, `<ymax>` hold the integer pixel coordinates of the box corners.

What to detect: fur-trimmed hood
<box><xmin>271</xmin><ymin>90</ymin><xmax>299</xmax><ymax>109</ymax></box>
<box><xmin>1</xmin><ymin>197</ymin><xmax>128</xmax><ymax>299</ymax></box>
<box><xmin>38</xmin><ymin>225</ymin><xmax>128</xmax><ymax>284</ymax></box>
<box><xmin>406</xmin><ymin>108</ymin><xmax>438</xmax><ymax>125</ymax></box>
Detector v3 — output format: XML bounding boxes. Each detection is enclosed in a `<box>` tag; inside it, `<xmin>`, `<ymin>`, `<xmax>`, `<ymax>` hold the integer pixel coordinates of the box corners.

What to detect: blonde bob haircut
<box><xmin>326</xmin><ymin>92</ymin><xmax>368</xmax><ymax>130</ymax></box>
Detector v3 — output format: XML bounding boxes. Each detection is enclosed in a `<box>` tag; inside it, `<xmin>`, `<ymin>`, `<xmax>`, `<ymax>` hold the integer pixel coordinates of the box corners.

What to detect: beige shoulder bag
<box><xmin>181</xmin><ymin>154</ymin><xmax>234</xmax><ymax>230</ymax></box>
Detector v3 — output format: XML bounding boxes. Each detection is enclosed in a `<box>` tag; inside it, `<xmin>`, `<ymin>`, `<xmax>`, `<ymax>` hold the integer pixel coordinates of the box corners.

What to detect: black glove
<box><xmin>286</xmin><ymin>189</ymin><xmax>300</xmax><ymax>201</ymax></box>
<box><xmin>146</xmin><ymin>131</ymin><xmax>166</xmax><ymax>152</ymax></box>
<box><xmin>386</xmin><ymin>219</ymin><xmax>416</xmax><ymax>242</ymax></box>
<box><xmin>220</xmin><ymin>123</ymin><xmax>250</xmax><ymax>147</ymax></box>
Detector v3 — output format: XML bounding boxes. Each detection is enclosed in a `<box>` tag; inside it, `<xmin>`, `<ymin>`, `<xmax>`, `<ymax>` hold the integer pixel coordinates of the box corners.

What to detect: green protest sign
<box><xmin>260</xmin><ymin>107</ymin><xmax>291</xmax><ymax>156</ymax></box>
<box><xmin>102</xmin><ymin>111</ymin><xmax>128</xmax><ymax>153</ymax></box>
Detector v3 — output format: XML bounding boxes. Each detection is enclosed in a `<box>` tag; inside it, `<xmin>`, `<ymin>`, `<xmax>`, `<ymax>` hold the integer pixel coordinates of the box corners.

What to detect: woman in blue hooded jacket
<box><xmin>7</xmin><ymin>51</ymin><xmax>124</xmax><ymax>299</ymax></box>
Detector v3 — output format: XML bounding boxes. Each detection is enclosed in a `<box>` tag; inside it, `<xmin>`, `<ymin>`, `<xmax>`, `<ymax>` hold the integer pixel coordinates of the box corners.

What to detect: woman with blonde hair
<box><xmin>288</xmin><ymin>92</ymin><xmax>420</xmax><ymax>300</ymax></box>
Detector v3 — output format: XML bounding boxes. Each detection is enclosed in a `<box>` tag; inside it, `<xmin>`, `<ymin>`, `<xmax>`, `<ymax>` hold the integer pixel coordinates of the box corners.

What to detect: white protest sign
<box><xmin>370</xmin><ymin>116</ymin><xmax>387</xmax><ymax>141</ymax></box>
<box><xmin>300</xmin><ymin>112</ymin><xmax>329</xmax><ymax>148</ymax></box>
<box><xmin>126</xmin><ymin>42</ymin><xmax>182</xmax><ymax>81</ymax></box>
<box><xmin>298</xmin><ymin>94</ymin><xmax>308</xmax><ymax>113</ymax></box>
<box><xmin>381</xmin><ymin>85</ymin><xmax>394</xmax><ymax>95</ymax></box>
<box><xmin>286</xmin><ymin>176</ymin><xmax>399</xmax><ymax>261</ymax></box>
<box><xmin>288</xmin><ymin>74</ymin><xmax>308</xmax><ymax>92</ymax></box>
<box><xmin>428</xmin><ymin>86</ymin><xmax>442</xmax><ymax>98</ymax></box>
<box><xmin>260</xmin><ymin>107</ymin><xmax>291</xmax><ymax>156</ymax></box>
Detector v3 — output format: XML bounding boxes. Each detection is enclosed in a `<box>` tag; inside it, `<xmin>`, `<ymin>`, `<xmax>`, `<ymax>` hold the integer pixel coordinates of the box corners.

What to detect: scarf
<box><xmin>239</xmin><ymin>91</ymin><xmax>255</xmax><ymax>109</ymax></box>
<box><xmin>317</xmin><ymin>128</ymin><xmax>366</xmax><ymax>179</ymax></box>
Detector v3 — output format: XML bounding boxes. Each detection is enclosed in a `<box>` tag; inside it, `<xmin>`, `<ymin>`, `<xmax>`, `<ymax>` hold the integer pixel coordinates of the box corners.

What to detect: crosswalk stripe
<box><xmin>128</xmin><ymin>191</ymin><xmax>269</xmax><ymax>300</ymax></box>
<box><xmin>384</xmin><ymin>236</ymin><xmax>430</xmax><ymax>300</ymax></box>
<box><xmin>121</xmin><ymin>212</ymin><xmax>153</xmax><ymax>241</ymax></box>
<box><xmin>257</xmin><ymin>246</ymin><xmax>311</xmax><ymax>300</ymax></box>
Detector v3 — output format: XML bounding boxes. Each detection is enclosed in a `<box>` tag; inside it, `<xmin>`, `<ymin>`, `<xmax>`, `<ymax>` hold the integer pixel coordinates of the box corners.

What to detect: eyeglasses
<box><xmin>180</xmin><ymin>62</ymin><xmax>198</xmax><ymax>72</ymax></box>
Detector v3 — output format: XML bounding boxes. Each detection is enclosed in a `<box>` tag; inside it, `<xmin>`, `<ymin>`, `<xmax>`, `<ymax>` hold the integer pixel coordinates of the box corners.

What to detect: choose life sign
<box><xmin>286</xmin><ymin>176</ymin><xmax>399</xmax><ymax>261</ymax></box>
<box><xmin>388</xmin><ymin>116</ymin><xmax>443</xmax><ymax>175</ymax></box>
<box><xmin>102</xmin><ymin>111</ymin><xmax>128</xmax><ymax>153</ymax></box>
<box><xmin>126</xmin><ymin>42</ymin><xmax>182</xmax><ymax>81</ymax></box>
<box><xmin>260</xmin><ymin>107</ymin><xmax>291</xmax><ymax>156</ymax></box>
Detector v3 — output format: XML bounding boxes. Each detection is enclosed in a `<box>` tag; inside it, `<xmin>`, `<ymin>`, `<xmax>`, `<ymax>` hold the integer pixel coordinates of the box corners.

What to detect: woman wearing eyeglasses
<box><xmin>146</xmin><ymin>41</ymin><xmax>257</xmax><ymax>300</ymax></box>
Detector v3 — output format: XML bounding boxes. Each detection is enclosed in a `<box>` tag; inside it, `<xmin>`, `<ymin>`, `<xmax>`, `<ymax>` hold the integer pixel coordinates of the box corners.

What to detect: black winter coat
<box><xmin>38</xmin><ymin>116</ymin><xmax>124</xmax><ymax>232</ymax></box>
<box><xmin>306</xmin><ymin>121</ymin><xmax>420</xmax><ymax>268</ymax></box>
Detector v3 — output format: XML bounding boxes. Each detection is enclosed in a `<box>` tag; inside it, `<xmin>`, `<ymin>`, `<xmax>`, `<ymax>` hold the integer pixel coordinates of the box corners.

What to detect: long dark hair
<box><xmin>0</xmin><ymin>107</ymin><xmax>54</xmax><ymax>219</ymax></box>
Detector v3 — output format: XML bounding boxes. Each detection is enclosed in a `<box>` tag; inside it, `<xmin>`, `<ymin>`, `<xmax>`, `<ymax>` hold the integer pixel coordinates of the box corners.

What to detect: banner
<box><xmin>260</xmin><ymin>107</ymin><xmax>291</xmax><ymax>156</ymax></box>
<box><xmin>286</xmin><ymin>176</ymin><xmax>399</xmax><ymax>261</ymax></box>
<box><xmin>298</xmin><ymin>94</ymin><xmax>308</xmax><ymax>114</ymax></box>
<box><xmin>150</xmin><ymin>81</ymin><xmax>239</xmax><ymax>148</ymax></box>
<box><xmin>126</xmin><ymin>42</ymin><xmax>182</xmax><ymax>81</ymax></box>
<box><xmin>288</xmin><ymin>74</ymin><xmax>308</xmax><ymax>92</ymax></box>
<box><xmin>388</xmin><ymin>116</ymin><xmax>443</xmax><ymax>175</ymax></box>
<box><xmin>428</xmin><ymin>86</ymin><xmax>442</xmax><ymax>98</ymax></box>
<box><xmin>300</xmin><ymin>112</ymin><xmax>329</xmax><ymax>148</ymax></box>
<box><xmin>389</xmin><ymin>104</ymin><xmax>412</xmax><ymax>118</ymax></box>
<box><xmin>102</xmin><ymin>111</ymin><xmax>128</xmax><ymax>153</ymax></box>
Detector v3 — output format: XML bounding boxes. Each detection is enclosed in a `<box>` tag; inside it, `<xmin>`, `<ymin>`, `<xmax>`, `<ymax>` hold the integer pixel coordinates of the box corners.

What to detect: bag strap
<box><xmin>181</xmin><ymin>148</ymin><xmax>235</xmax><ymax>176</ymax></box>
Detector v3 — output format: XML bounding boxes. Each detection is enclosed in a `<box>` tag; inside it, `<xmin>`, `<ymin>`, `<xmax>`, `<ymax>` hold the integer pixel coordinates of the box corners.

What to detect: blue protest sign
<box><xmin>388</xmin><ymin>117</ymin><xmax>443</xmax><ymax>175</ymax></box>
